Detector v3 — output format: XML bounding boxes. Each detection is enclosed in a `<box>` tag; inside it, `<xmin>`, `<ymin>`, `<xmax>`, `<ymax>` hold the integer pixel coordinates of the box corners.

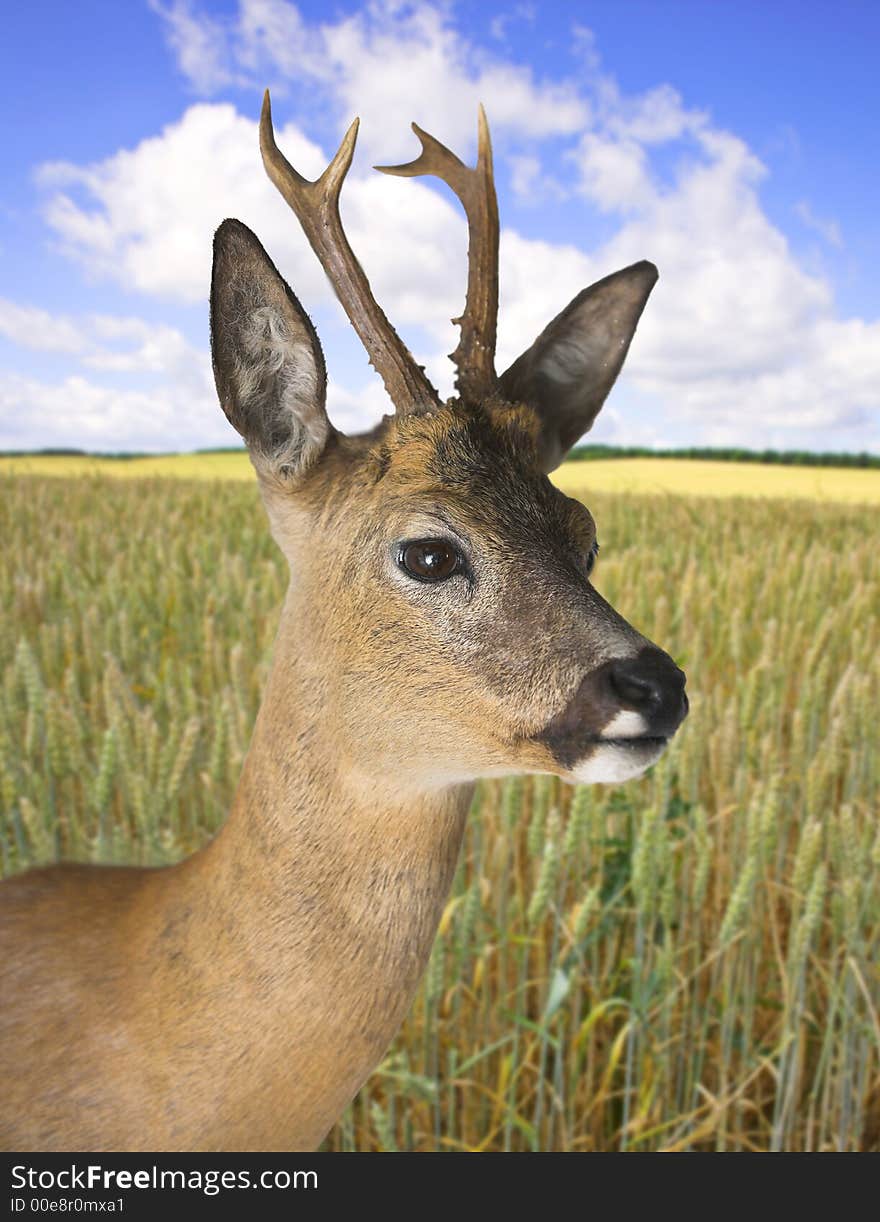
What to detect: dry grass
<box><xmin>1</xmin><ymin>472</ymin><xmax>878</xmax><ymax>1151</ymax></box>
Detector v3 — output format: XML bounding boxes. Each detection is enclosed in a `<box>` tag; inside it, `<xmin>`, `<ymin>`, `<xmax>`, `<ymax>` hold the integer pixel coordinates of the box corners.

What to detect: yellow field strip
<box><xmin>0</xmin><ymin>452</ymin><xmax>255</xmax><ymax>481</ymax></box>
<box><xmin>1</xmin><ymin>452</ymin><xmax>879</xmax><ymax>503</ymax></box>
<box><xmin>552</xmin><ymin>458</ymin><xmax>880</xmax><ymax>505</ymax></box>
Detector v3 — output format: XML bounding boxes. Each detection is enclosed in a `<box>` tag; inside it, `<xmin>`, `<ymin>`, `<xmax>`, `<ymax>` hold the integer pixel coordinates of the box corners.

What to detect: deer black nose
<box><xmin>606</xmin><ymin>648</ymin><xmax>688</xmax><ymax>736</ymax></box>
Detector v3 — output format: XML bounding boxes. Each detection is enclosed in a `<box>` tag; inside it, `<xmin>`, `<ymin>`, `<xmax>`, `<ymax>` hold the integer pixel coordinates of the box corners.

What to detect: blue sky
<box><xmin>1</xmin><ymin>0</ymin><xmax>878</xmax><ymax>453</ymax></box>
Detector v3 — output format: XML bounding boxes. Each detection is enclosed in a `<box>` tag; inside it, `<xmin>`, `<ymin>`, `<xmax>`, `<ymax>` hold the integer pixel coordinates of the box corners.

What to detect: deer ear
<box><xmin>210</xmin><ymin>218</ymin><xmax>331</xmax><ymax>484</ymax></box>
<box><xmin>498</xmin><ymin>261</ymin><xmax>657</xmax><ymax>473</ymax></box>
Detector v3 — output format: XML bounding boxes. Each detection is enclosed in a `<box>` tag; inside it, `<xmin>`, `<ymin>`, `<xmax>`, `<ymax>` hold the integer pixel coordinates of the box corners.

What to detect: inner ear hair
<box><xmin>210</xmin><ymin>218</ymin><xmax>331</xmax><ymax>485</ymax></box>
<box><xmin>231</xmin><ymin>299</ymin><xmax>328</xmax><ymax>479</ymax></box>
<box><xmin>499</xmin><ymin>261</ymin><xmax>658</xmax><ymax>473</ymax></box>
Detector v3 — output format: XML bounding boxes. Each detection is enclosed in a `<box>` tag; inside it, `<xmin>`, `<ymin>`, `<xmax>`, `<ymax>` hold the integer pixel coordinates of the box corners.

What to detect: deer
<box><xmin>0</xmin><ymin>93</ymin><xmax>687</xmax><ymax>1152</ymax></box>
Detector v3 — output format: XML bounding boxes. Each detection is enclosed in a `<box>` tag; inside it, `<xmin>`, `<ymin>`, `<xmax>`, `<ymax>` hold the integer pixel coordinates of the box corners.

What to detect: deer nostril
<box><xmin>606</xmin><ymin>649</ymin><xmax>688</xmax><ymax>733</ymax></box>
<box><xmin>608</xmin><ymin>661</ymin><xmax>663</xmax><ymax>711</ymax></box>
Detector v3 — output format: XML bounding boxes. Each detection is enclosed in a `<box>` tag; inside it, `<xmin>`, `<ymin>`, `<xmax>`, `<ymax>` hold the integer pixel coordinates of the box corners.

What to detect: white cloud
<box><xmin>489</xmin><ymin>4</ymin><xmax>536</xmax><ymax>46</ymax></box>
<box><xmin>38</xmin><ymin>103</ymin><xmax>458</xmax><ymax>327</ymax></box>
<box><xmin>0</xmin><ymin>297</ymin><xmax>431</xmax><ymax>450</ymax></box>
<box><xmin>11</xmin><ymin>0</ymin><xmax>879</xmax><ymax>453</ymax></box>
<box><xmin>152</xmin><ymin>0</ymin><xmax>589</xmax><ymax>160</ymax></box>
<box><xmin>325</xmin><ymin>376</ymin><xmax>394</xmax><ymax>436</ymax></box>
<box><xmin>0</xmin><ymin>300</ymin><xmax>227</xmax><ymax>451</ymax></box>
<box><xmin>35</xmin><ymin>101</ymin><xmax>481</xmax><ymax>401</ymax></box>
<box><xmin>0</xmin><ymin>300</ymin><xmax>84</xmax><ymax>355</ymax></box>
<box><xmin>574</xmin><ymin>134</ymin><xmax>652</xmax><ymax>213</ymax></box>
<box><xmin>148</xmin><ymin>0</ymin><xmax>244</xmax><ymax>94</ymax></box>
<box><xmin>604</xmin><ymin>83</ymin><xmax>706</xmax><ymax>145</ymax></box>
<box><xmin>0</xmin><ymin>297</ymin><xmax>206</xmax><ymax>380</ymax></box>
<box><xmin>507</xmin><ymin>154</ymin><xmax>541</xmax><ymax>199</ymax></box>
<box><xmin>795</xmin><ymin>200</ymin><xmax>843</xmax><ymax>249</ymax></box>
<box><xmin>568</xmin><ymin>125</ymin><xmax>880</xmax><ymax>432</ymax></box>
<box><xmin>0</xmin><ymin>370</ymin><xmax>232</xmax><ymax>453</ymax></box>
<box><xmin>38</xmin><ymin>104</ymin><xmax>325</xmax><ymax>306</ymax></box>
<box><xmin>496</xmin><ymin>231</ymin><xmax>596</xmax><ymax>371</ymax></box>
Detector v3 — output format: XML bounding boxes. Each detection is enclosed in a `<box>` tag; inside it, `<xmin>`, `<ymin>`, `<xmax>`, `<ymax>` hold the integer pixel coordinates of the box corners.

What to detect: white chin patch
<box><xmin>569</xmin><ymin>711</ymin><xmax>666</xmax><ymax>784</ymax></box>
<box><xmin>570</xmin><ymin>743</ymin><xmax>659</xmax><ymax>783</ymax></box>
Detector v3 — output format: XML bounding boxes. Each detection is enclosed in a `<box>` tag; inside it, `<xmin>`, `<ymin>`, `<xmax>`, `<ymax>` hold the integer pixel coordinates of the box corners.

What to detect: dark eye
<box><xmin>585</xmin><ymin>541</ymin><xmax>599</xmax><ymax>577</ymax></box>
<box><xmin>398</xmin><ymin>539</ymin><xmax>462</xmax><ymax>583</ymax></box>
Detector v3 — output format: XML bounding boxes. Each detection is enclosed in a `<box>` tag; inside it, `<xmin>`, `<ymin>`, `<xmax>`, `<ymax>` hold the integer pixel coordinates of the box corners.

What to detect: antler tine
<box><xmin>376</xmin><ymin>105</ymin><xmax>499</xmax><ymax>405</ymax></box>
<box><xmin>259</xmin><ymin>90</ymin><xmax>440</xmax><ymax>415</ymax></box>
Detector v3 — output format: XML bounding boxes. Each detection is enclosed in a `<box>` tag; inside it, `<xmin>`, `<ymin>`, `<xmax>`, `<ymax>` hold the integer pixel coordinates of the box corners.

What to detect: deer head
<box><xmin>209</xmin><ymin>93</ymin><xmax>687</xmax><ymax>794</ymax></box>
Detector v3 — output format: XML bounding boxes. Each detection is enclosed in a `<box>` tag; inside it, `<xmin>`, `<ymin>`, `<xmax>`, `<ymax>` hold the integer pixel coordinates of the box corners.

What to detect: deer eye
<box><xmin>585</xmin><ymin>541</ymin><xmax>600</xmax><ymax>577</ymax></box>
<box><xmin>398</xmin><ymin>539</ymin><xmax>462</xmax><ymax>583</ymax></box>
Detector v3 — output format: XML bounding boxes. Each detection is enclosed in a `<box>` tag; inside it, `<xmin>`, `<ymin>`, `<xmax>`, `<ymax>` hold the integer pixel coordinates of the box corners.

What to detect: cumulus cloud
<box><xmin>152</xmin><ymin>0</ymin><xmax>588</xmax><ymax>160</ymax></box>
<box><xmin>38</xmin><ymin>104</ymin><xmax>324</xmax><ymax>306</ymax></box>
<box><xmin>0</xmin><ymin>300</ymin><xmax>85</xmax><ymax>355</ymax></box>
<box><xmin>0</xmin><ymin>370</ymin><xmax>234</xmax><ymax>453</ymax></box>
<box><xmin>0</xmin><ymin>299</ymin><xmax>228</xmax><ymax>451</ymax></box>
<box><xmin>148</xmin><ymin>0</ymin><xmax>243</xmax><ymax>94</ymax></box>
<box><xmin>6</xmin><ymin>0</ymin><xmax>878</xmax><ymax>452</ymax></box>
<box><xmin>0</xmin><ymin>298</ymin><xmax>205</xmax><ymax>377</ymax></box>
<box><xmin>37</xmin><ymin>104</ymin><xmax>466</xmax><ymax>363</ymax></box>
<box><xmin>567</xmin><ymin>124</ymin><xmax>880</xmax><ymax>433</ymax></box>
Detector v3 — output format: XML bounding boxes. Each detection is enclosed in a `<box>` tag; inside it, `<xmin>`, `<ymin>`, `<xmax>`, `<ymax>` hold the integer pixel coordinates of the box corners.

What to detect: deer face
<box><xmin>209</xmin><ymin>102</ymin><xmax>687</xmax><ymax>791</ymax></box>
<box><xmin>281</xmin><ymin>402</ymin><xmax>685</xmax><ymax>789</ymax></box>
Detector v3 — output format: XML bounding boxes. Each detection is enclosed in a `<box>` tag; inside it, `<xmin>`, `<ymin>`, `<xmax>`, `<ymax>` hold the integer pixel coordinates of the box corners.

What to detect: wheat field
<box><xmin>1</xmin><ymin>469</ymin><xmax>878</xmax><ymax>1151</ymax></box>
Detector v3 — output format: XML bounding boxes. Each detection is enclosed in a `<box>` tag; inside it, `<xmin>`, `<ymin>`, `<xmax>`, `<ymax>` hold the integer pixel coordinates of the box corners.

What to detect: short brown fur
<box><xmin>0</xmin><ymin>103</ymin><xmax>686</xmax><ymax>1151</ymax></box>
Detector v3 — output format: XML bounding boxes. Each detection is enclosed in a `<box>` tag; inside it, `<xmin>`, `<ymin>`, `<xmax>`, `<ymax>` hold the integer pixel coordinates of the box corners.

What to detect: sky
<box><xmin>1</xmin><ymin>0</ymin><xmax>878</xmax><ymax>454</ymax></box>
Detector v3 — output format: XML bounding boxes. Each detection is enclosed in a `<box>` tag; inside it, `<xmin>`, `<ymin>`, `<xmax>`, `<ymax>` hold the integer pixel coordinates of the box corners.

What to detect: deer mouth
<box><xmin>593</xmin><ymin>734</ymin><xmax>669</xmax><ymax>749</ymax></box>
<box><xmin>569</xmin><ymin>734</ymin><xmax>670</xmax><ymax>783</ymax></box>
<box><xmin>534</xmin><ymin>720</ymin><xmax>672</xmax><ymax>780</ymax></box>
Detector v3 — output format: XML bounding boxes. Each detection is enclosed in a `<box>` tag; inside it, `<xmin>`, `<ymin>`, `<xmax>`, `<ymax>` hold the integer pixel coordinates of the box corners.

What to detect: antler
<box><xmin>259</xmin><ymin>90</ymin><xmax>440</xmax><ymax>415</ymax></box>
<box><xmin>376</xmin><ymin>107</ymin><xmax>499</xmax><ymax>406</ymax></box>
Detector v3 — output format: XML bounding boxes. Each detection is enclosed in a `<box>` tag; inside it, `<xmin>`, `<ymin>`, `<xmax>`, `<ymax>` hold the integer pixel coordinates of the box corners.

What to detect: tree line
<box><xmin>3</xmin><ymin>444</ymin><xmax>879</xmax><ymax>470</ymax></box>
<box><xmin>568</xmin><ymin>444</ymin><xmax>880</xmax><ymax>469</ymax></box>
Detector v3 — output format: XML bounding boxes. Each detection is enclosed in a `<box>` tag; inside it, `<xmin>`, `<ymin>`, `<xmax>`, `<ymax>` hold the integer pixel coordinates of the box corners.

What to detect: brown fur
<box><xmin>0</xmin><ymin>401</ymin><xmax>681</xmax><ymax>1150</ymax></box>
<box><xmin>0</xmin><ymin>175</ymin><xmax>684</xmax><ymax>1150</ymax></box>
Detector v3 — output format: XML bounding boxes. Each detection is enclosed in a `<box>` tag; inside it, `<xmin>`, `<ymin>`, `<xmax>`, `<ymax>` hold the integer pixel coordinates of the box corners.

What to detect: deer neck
<box><xmin>154</xmin><ymin>587</ymin><xmax>472</xmax><ymax>1145</ymax></box>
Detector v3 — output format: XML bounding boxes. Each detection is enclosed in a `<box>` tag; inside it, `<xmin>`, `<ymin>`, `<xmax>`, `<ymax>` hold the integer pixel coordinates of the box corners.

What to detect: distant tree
<box><xmin>566</xmin><ymin>444</ymin><xmax>879</xmax><ymax>469</ymax></box>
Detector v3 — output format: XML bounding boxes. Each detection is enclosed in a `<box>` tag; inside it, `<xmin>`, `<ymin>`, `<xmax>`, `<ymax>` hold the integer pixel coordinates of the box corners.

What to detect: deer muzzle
<box><xmin>536</xmin><ymin>646</ymin><xmax>688</xmax><ymax>782</ymax></box>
